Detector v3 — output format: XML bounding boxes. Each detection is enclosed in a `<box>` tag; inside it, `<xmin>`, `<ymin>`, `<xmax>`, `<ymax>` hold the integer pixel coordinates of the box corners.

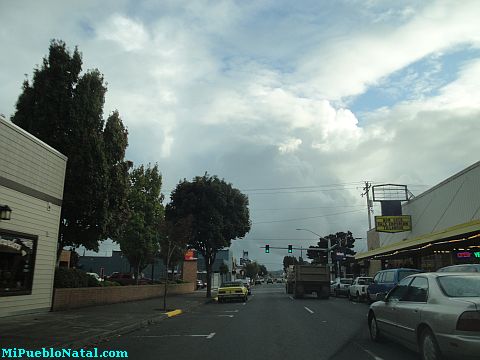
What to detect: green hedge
<box><xmin>54</xmin><ymin>268</ymin><xmax>101</xmax><ymax>288</ymax></box>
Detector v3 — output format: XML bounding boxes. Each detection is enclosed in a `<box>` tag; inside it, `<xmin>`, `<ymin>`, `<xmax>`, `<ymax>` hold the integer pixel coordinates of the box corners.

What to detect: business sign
<box><xmin>184</xmin><ymin>249</ymin><xmax>196</xmax><ymax>260</ymax></box>
<box><xmin>375</xmin><ymin>215</ymin><xmax>412</xmax><ymax>233</ymax></box>
<box><xmin>456</xmin><ymin>251</ymin><xmax>480</xmax><ymax>259</ymax></box>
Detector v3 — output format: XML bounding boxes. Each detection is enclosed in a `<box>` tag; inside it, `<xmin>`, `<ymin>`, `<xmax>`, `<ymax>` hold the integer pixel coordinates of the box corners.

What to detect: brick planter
<box><xmin>52</xmin><ymin>283</ymin><xmax>194</xmax><ymax>311</ymax></box>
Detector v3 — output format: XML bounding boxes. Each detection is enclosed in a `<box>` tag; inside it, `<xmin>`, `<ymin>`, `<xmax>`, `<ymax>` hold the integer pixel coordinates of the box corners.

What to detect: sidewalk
<box><xmin>0</xmin><ymin>291</ymin><xmax>212</xmax><ymax>350</ymax></box>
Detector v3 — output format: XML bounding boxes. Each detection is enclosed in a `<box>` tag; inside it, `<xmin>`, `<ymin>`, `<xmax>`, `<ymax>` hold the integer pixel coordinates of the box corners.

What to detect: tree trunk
<box><xmin>206</xmin><ymin>260</ymin><xmax>212</xmax><ymax>298</ymax></box>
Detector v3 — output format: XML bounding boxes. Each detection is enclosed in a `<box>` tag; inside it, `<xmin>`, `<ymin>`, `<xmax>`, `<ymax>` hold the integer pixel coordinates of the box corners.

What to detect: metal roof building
<box><xmin>357</xmin><ymin>161</ymin><xmax>480</xmax><ymax>270</ymax></box>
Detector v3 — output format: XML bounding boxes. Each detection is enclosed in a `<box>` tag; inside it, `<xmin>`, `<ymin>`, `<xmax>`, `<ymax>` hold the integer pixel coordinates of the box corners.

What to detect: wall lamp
<box><xmin>0</xmin><ymin>204</ymin><xmax>12</xmax><ymax>220</ymax></box>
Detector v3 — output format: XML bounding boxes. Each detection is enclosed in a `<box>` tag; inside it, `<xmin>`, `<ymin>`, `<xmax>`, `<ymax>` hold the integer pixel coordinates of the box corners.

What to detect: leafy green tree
<box><xmin>282</xmin><ymin>256</ymin><xmax>298</xmax><ymax>271</ymax></box>
<box><xmin>11</xmin><ymin>40</ymin><xmax>130</xmax><ymax>258</ymax></box>
<box><xmin>245</xmin><ymin>262</ymin><xmax>259</xmax><ymax>279</ymax></box>
<box><xmin>166</xmin><ymin>173</ymin><xmax>251</xmax><ymax>297</ymax></box>
<box><xmin>306</xmin><ymin>232</ymin><xmax>357</xmax><ymax>267</ymax></box>
<box><xmin>258</xmin><ymin>264</ymin><xmax>268</xmax><ymax>277</ymax></box>
<box><xmin>117</xmin><ymin>164</ymin><xmax>164</xmax><ymax>280</ymax></box>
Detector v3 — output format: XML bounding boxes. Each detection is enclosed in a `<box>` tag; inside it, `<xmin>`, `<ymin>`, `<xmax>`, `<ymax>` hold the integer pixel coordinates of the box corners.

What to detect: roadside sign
<box><xmin>375</xmin><ymin>215</ymin><xmax>412</xmax><ymax>233</ymax></box>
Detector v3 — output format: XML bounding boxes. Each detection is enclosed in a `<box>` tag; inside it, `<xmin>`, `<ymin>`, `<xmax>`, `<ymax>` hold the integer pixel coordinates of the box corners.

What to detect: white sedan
<box><xmin>368</xmin><ymin>272</ymin><xmax>480</xmax><ymax>360</ymax></box>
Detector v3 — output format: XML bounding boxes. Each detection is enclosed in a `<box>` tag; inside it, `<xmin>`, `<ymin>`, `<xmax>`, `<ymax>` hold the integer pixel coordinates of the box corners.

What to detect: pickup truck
<box><xmin>348</xmin><ymin>276</ymin><xmax>374</xmax><ymax>302</ymax></box>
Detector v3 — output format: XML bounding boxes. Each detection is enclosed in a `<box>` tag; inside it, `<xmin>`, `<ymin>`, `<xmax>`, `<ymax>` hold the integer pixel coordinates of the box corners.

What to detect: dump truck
<box><xmin>286</xmin><ymin>264</ymin><xmax>330</xmax><ymax>299</ymax></box>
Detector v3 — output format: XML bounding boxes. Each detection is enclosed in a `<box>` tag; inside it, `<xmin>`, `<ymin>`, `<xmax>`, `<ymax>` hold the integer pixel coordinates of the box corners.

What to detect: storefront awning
<box><xmin>356</xmin><ymin>219</ymin><xmax>480</xmax><ymax>260</ymax></box>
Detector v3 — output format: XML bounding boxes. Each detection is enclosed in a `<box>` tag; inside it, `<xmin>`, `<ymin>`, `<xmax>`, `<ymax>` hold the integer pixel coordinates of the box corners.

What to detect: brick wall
<box><xmin>52</xmin><ymin>283</ymin><xmax>195</xmax><ymax>311</ymax></box>
<box><xmin>182</xmin><ymin>260</ymin><xmax>197</xmax><ymax>284</ymax></box>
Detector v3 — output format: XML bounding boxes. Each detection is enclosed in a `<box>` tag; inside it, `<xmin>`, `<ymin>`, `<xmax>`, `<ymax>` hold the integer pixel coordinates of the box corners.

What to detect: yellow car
<box><xmin>218</xmin><ymin>281</ymin><xmax>248</xmax><ymax>303</ymax></box>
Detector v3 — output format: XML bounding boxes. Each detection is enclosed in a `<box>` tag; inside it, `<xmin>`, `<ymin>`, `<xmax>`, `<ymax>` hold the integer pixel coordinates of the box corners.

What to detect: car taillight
<box><xmin>457</xmin><ymin>311</ymin><xmax>480</xmax><ymax>331</ymax></box>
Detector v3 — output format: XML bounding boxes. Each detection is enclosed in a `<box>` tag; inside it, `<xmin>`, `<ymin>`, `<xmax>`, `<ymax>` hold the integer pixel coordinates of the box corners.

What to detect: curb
<box><xmin>166</xmin><ymin>309</ymin><xmax>182</xmax><ymax>317</ymax></box>
<box><xmin>63</xmin><ymin>297</ymin><xmax>207</xmax><ymax>349</ymax></box>
<box><xmin>60</xmin><ymin>313</ymin><xmax>169</xmax><ymax>350</ymax></box>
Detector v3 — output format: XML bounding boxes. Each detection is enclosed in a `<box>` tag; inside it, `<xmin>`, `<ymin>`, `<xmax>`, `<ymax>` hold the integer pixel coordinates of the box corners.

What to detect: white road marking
<box><xmin>217</xmin><ymin>314</ymin><xmax>234</xmax><ymax>317</ymax></box>
<box><xmin>135</xmin><ymin>334</ymin><xmax>214</xmax><ymax>339</ymax></box>
<box><xmin>242</xmin><ymin>302</ymin><xmax>246</xmax><ymax>306</ymax></box>
<box><xmin>222</xmin><ymin>310</ymin><xmax>239</xmax><ymax>313</ymax></box>
<box><xmin>289</xmin><ymin>296</ymin><xmax>294</xmax><ymax>300</ymax></box>
<box><xmin>304</xmin><ymin>306</ymin><xmax>314</xmax><ymax>314</ymax></box>
<box><xmin>362</xmin><ymin>348</ymin><xmax>384</xmax><ymax>360</ymax></box>
<box><xmin>354</xmin><ymin>343</ymin><xmax>384</xmax><ymax>360</ymax></box>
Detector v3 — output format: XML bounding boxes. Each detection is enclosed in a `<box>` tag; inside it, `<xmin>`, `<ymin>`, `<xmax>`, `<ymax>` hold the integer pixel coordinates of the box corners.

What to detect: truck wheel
<box><xmin>316</xmin><ymin>286</ymin><xmax>329</xmax><ymax>299</ymax></box>
<box><xmin>294</xmin><ymin>284</ymin><xmax>304</xmax><ymax>298</ymax></box>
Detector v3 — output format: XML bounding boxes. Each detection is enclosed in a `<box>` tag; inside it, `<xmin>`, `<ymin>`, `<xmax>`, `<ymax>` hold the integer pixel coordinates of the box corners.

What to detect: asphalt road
<box><xmin>97</xmin><ymin>283</ymin><xmax>418</xmax><ymax>360</ymax></box>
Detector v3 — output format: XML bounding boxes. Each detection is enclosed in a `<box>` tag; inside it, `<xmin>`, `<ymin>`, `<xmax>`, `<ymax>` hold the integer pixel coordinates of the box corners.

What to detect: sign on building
<box><xmin>374</xmin><ymin>215</ymin><xmax>412</xmax><ymax>233</ymax></box>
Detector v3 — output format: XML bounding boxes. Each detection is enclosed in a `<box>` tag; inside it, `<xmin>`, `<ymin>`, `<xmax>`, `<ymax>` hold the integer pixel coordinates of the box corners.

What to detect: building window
<box><xmin>0</xmin><ymin>231</ymin><xmax>38</xmax><ymax>296</ymax></box>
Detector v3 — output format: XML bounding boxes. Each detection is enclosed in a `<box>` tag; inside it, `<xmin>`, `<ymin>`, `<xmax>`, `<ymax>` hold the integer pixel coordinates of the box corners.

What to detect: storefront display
<box><xmin>0</xmin><ymin>231</ymin><xmax>37</xmax><ymax>296</ymax></box>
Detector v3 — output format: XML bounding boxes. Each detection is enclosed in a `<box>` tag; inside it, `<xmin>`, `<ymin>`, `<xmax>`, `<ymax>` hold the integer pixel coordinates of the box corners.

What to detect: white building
<box><xmin>0</xmin><ymin>116</ymin><xmax>67</xmax><ymax>317</ymax></box>
<box><xmin>357</xmin><ymin>161</ymin><xmax>480</xmax><ymax>272</ymax></box>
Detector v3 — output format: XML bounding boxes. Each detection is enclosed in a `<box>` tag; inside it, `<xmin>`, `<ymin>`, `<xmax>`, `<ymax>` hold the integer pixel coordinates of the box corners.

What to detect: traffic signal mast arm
<box><xmin>260</xmin><ymin>245</ymin><xmax>338</xmax><ymax>251</ymax></box>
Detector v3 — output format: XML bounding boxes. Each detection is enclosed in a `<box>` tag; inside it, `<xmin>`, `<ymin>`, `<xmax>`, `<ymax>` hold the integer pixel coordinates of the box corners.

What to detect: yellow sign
<box><xmin>375</xmin><ymin>215</ymin><xmax>412</xmax><ymax>233</ymax></box>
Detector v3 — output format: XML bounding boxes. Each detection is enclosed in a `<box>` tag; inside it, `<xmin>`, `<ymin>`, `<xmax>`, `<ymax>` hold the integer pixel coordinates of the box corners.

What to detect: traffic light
<box><xmin>265</xmin><ymin>244</ymin><xmax>270</xmax><ymax>253</ymax></box>
<box><xmin>288</xmin><ymin>244</ymin><xmax>293</xmax><ymax>253</ymax></box>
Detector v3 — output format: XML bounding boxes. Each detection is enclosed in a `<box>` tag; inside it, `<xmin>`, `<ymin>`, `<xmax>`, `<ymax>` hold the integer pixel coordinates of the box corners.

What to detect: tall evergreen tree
<box><xmin>11</xmin><ymin>40</ymin><xmax>130</xmax><ymax>258</ymax></box>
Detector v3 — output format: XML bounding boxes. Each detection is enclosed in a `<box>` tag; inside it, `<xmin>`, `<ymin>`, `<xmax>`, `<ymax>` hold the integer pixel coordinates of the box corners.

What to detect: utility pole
<box><xmin>362</xmin><ymin>181</ymin><xmax>373</xmax><ymax>230</ymax></box>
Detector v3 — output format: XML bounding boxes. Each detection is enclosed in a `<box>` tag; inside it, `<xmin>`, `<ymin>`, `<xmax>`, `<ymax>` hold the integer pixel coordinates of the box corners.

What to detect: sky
<box><xmin>1</xmin><ymin>0</ymin><xmax>480</xmax><ymax>271</ymax></box>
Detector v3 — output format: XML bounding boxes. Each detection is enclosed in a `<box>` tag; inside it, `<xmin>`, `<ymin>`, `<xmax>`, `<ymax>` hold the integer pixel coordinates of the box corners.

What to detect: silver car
<box><xmin>368</xmin><ymin>272</ymin><xmax>480</xmax><ymax>360</ymax></box>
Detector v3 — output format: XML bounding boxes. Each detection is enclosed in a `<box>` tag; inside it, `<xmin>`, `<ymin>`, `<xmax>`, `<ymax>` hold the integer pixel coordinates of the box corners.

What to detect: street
<box><xmin>97</xmin><ymin>283</ymin><xmax>418</xmax><ymax>360</ymax></box>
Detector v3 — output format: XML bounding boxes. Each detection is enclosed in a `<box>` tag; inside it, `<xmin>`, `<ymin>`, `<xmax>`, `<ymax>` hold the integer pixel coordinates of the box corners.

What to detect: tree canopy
<box><xmin>11</xmin><ymin>40</ymin><xmax>130</xmax><ymax>256</ymax></box>
<box><xmin>166</xmin><ymin>173</ymin><xmax>251</xmax><ymax>297</ymax></box>
<box><xmin>117</xmin><ymin>164</ymin><xmax>164</xmax><ymax>278</ymax></box>
<box><xmin>306</xmin><ymin>231</ymin><xmax>357</xmax><ymax>265</ymax></box>
<box><xmin>283</xmin><ymin>256</ymin><xmax>298</xmax><ymax>270</ymax></box>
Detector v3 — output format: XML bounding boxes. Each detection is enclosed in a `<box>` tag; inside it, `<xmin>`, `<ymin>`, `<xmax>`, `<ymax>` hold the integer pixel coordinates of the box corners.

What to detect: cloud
<box><xmin>1</xmin><ymin>0</ymin><xmax>480</xmax><ymax>268</ymax></box>
<box><xmin>97</xmin><ymin>14</ymin><xmax>149</xmax><ymax>51</ymax></box>
<box><xmin>278</xmin><ymin>138</ymin><xmax>302</xmax><ymax>154</ymax></box>
<box><xmin>294</xmin><ymin>0</ymin><xmax>480</xmax><ymax>100</ymax></box>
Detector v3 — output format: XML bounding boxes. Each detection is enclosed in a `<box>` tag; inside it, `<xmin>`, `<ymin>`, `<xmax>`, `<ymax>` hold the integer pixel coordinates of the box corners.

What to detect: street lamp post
<box><xmin>296</xmin><ymin>228</ymin><xmax>337</xmax><ymax>280</ymax></box>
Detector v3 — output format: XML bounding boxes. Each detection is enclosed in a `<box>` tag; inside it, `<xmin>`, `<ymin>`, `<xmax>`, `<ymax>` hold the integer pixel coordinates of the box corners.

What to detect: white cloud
<box><xmin>278</xmin><ymin>138</ymin><xmax>302</xmax><ymax>154</ymax></box>
<box><xmin>295</xmin><ymin>0</ymin><xmax>480</xmax><ymax>100</ymax></box>
<box><xmin>97</xmin><ymin>14</ymin><xmax>149</xmax><ymax>51</ymax></box>
<box><xmin>1</xmin><ymin>0</ymin><xmax>480</xmax><ymax>266</ymax></box>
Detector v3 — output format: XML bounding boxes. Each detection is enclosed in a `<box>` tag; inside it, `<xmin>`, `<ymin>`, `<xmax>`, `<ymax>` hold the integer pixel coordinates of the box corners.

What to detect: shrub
<box><xmin>54</xmin><ymin>268</ymin><xmax>101</xmax><ymax>288</ymax></box>
<box><xmin>101</xmin><ymin>280</ymin><xmax>120</xmax><ymax>287</ymax></box>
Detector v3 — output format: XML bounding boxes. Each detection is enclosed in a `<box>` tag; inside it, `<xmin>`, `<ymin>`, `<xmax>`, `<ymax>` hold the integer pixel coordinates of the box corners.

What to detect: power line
<box><xmin>240</xmin><ymin>182</ymin><xmax>364</xmax><ymax>191</ymax></box>
<box><xmin>252</xmin><ymin>209</ymin><xmax>364</xmax><ymax>224</ymax></box>
<box><xmin>252</xmin><ymin>205</ymin><xmax>365</xmax><ymax>211</ymax></box>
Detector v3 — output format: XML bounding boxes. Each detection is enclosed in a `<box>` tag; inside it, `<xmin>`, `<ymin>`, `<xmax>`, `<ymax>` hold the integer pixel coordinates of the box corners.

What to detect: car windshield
<box><xmin>221</xmin><ymin>282</ymin><xmax>242</xmax><ymax>288</ymax></box>
<box><xmin>438</xmin><ymin>276</ymin><xmax>480</xmax><ymax>297</ymax></box>
<box><xmin>341</xmin><ymin>279</ymin><xmax>353</xmax><ymax>284</ymax></box>
<box><xmin>398</xmin><ymin>271</ymin><xmax>421</xmax><ymax>281</ymax></box>
<box><xmin>357</xmin><ymin>278</ymin><xmax>373</xmax><ymax>285</ymax></box>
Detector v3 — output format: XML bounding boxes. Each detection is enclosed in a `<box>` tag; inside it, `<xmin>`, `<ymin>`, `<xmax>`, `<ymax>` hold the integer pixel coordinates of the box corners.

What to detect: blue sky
<box><xmin>1</xmin><ymin>0</ymin><xmax>480</xmax><ymax>269</ymax></box>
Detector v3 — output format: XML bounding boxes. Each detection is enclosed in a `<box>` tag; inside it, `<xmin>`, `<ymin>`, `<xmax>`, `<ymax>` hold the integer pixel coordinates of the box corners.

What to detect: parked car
<box><xmin>86</xmin><ymin>272</ymin><xmax>103</xmax><ymax>282</ymax></box>
<box><xmin>367</xmin><ymin>268</ymin><xmax>423</xmax><ymax>304</ymax></box>
<box><xmin>217</xmin><ymin>281</ymin><xmax>248</xmax><ymax>303</ymax></box>
<box><xmin>368</xmin><ymin>272</ymin><xmax>480</xmax><ymax>360</ymax></box>
<box><xmin>267</xmin><ymin>278</ymin><xmax>274</xmax><ymax>284</ymax></box>
<box><xmin>348</xmin><ymin>277</ymin><xmax>373</xmax><ymax>301</ymax></box>
<box><xmin>106</xmin><ymin>272</ymin><xmax>149</xmax><ymax>286</ymax></box>
<box><xmin>331</xmin><ymin>277</ymin><xmax>353</xmax><ymax>297</ymax></box>
<box><xmin>254</xmin><ymin>279</ymin><xmax>262</xmax><ymax>285</ymax></box>
<box><xmin>196</xmin><ymin>279</ymin><xmax>206</xmax><ymax>289</ymax></box>
<box><xmin>437</xmin><ymin>264</ymin><xmax>480</xmax><ymax>272</ymax></box>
